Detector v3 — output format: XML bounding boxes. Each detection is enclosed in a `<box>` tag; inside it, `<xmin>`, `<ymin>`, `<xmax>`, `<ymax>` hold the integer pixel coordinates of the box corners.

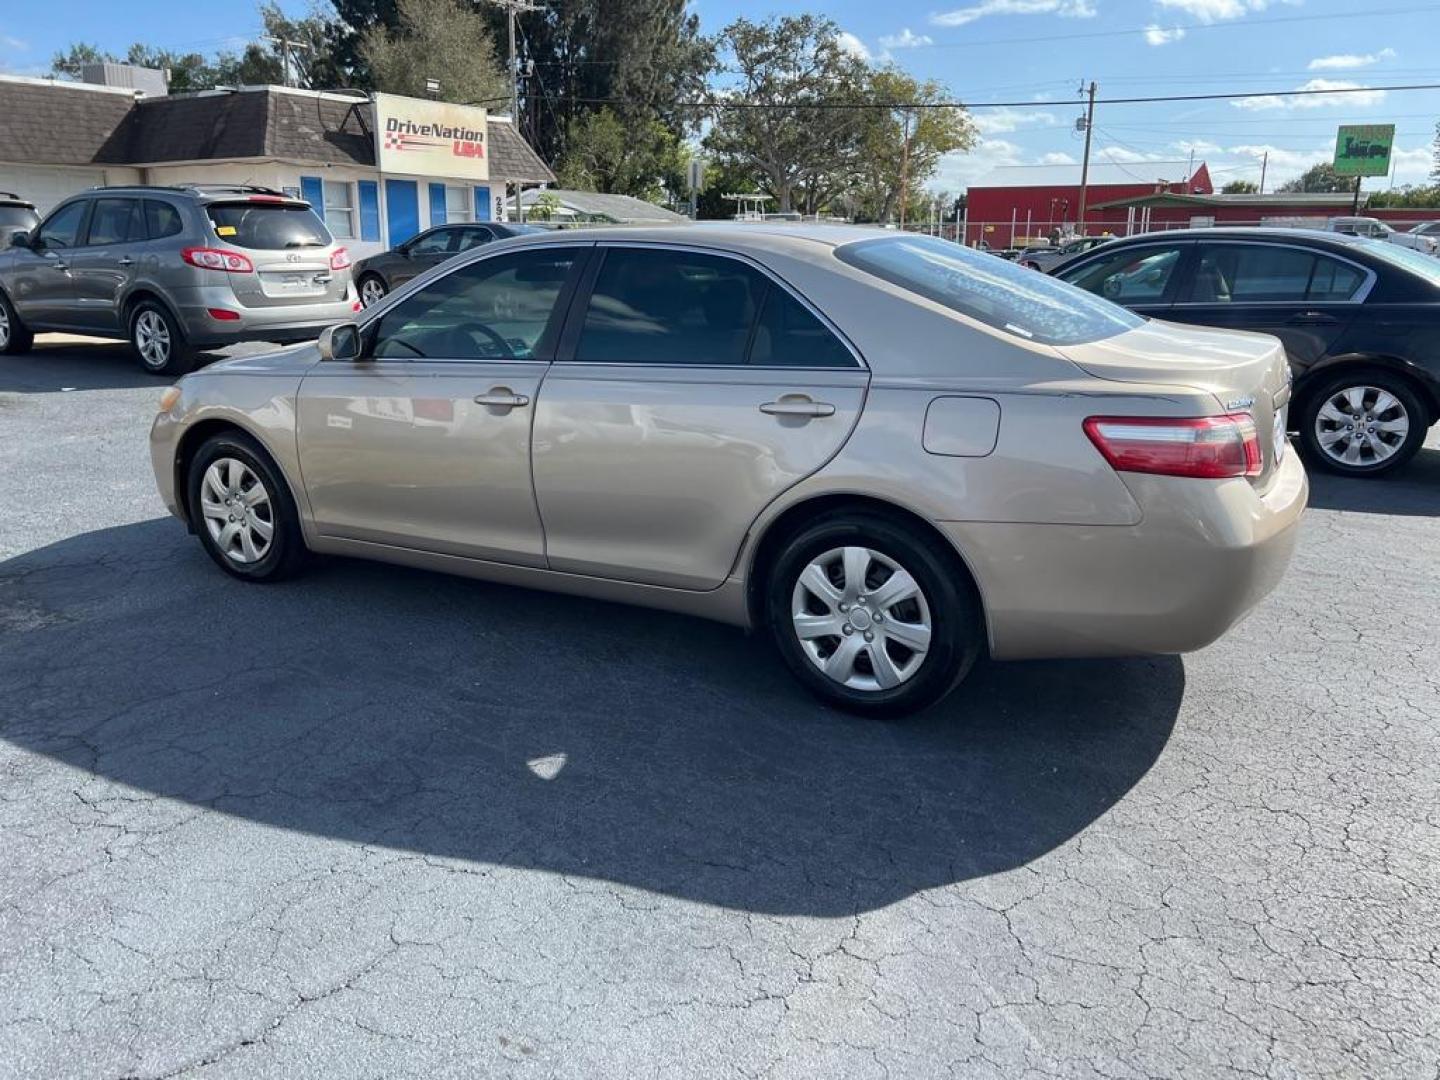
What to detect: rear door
<box><xmin>1053</xmin><ymin>240</ymin><xmax>1193</xmax><ymax>320</ymax></box>
<box><xmin>1172</xmin><ymin>241</ymin><xmax>1364</xmax><ymax>370</ymax></box>
<box><xmin>531</xmin><ymin>244</ymin><xmax>868</xmax><ymax>591</ymax></box>
<box><xmin>203</xmin><ymin>199</ymin><xmax>347</xmax><ymax>309</ymax></box>
<box><xmin>69</xmin><ymin>196</ymin><xmax>146</xmax><ymax>331</ymax></box>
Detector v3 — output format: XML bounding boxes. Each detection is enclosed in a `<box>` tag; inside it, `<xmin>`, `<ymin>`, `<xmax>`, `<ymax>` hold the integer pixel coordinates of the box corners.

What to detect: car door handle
<box><xmin>760</xmin><ymin>397</ymin><xmax>836</xmax><ymax>418</ymax></box>
<box><xmin>117</xmin><ymin>257</ymin><xmax>134</xmax><ymax>267</ymax></box>
<box><xmin>474</xmin><ymin>389</ymin><xmax>530</xmax><ymax>409</ymax></box>
<box><xmin>1287</xmin><ymin>311</ymin><xmax>1339</xmax><ymax>326</ymax></box>
<box><xmin>50</xmin><ymin>261</ymin><xmax>69</xmax><ymax>272</ymax></box>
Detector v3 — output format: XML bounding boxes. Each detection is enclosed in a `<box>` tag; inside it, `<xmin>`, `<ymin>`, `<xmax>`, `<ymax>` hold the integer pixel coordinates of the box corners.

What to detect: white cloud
<box><xmin>1</xmin><ymin>35</ymin><xmax>29</xmax><ymax>51</ymax></box>
<box><xmin>878</xmin><ymin>28</ymin><xmax>934</xmax><ymax>49</ymax></box>
<box><xmin>835</xmin><ymin>31</ymin><xmax>871</xmax><ymax>61</ymax></box>
<box><xmin>1154</xmin><ymin>0</ymin><xmax>1299</xmax><ymax>23</ymax></box>
<box><xmin>1040</xmin><ymin>151</ymin><xmax>1077</xmax><ymax>165</ymax></box>
<box><xmin>972</xmin><ymin>108</ymin><xmax>1059</xmax><ymax>134</ymax></box>
<box><xmin>1308</xmin><ymin>48</ymin><xmax>1396</xmax><ymax>70</ymax></box>
<box><xmin>934</xmin><ymin>138</ymin><xmax>1026</xmax><ymax>189</ymax></box>
<box><xmin>1232</xmin><ymin>78</ymin><xmax>1387</xmax><ymax>111</ymax></box>
<box><xmin>1144</xmin><ymin>25</ymin><xmax>1186</xmax><ymax>45</ymax></box>
<box><xmin>930</xmin><ymin>0</ymin><xmax>1097</xmax><ymax>30</ymax></box>
<box><xmin>1173</xmin><ymin>139</ymin><xmax>1223</xmax><ymax>154</ymax></box>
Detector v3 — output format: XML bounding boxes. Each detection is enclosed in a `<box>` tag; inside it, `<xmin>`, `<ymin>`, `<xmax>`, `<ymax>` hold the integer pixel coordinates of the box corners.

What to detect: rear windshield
<box><xmin>0</xmin><ymin>206</ymin><xmax>38</xmax><ymax>231</ymax></box>
<box><xmin>1355</xmin><ymin>237</ymin><xmax>1440</xmax><ymax>289</ymax></box>
<box><xmin>836</xmin><ymin>234</ymin><xmax>1143</xmax><ymax>346</ymax></box>
<box><xmin>206</xmin><ymin>203</ymin><xmax>332</xmax><ymax>250</ymax></box>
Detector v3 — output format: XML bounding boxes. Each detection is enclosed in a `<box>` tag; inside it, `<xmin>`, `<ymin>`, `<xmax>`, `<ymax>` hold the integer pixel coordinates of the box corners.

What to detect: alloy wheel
<box><xmin>134</xmin><ymin>310</ymin><xmax>171</xmax><ymax>370</ymax></box>
<box><xmin>1313</xmin><ymin>385</ymin><xmax>1410</xmax><ymax>468</ymax></box>
<box><xmin>199</xmin><ymin>458</ymin><xmax>274</xmax><ymax>564</ymax></box>
<box><xmin>791</xmin><ymin>546</ymin><xmax>933</xmax><ymax>692</ymax></box>
<box><xmin>0</xmin><ymin>304</ymin><xmax>9</xmax><ymax>349</ymax></box>
<box><xmin>360</xmin><ymin>277</ymin><xmax>386</xmax><ymax>307</ymax></box>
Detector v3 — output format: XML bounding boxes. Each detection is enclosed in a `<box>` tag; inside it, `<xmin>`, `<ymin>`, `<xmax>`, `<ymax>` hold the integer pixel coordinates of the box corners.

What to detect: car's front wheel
<box><xmin>187</xmin><ymin>431</ymin><xmax>308</xmax><ymax>581</ymax></box>
<box><xmin>130</xmin><ymin>301</ymin><xmax>195</xmax><ymax>376</ymax></box>
<box><xmin>358</xmin><ymin>274</ymin><xmax>388</xmax><ymax>307</ymax></box>
<box><xmin>765</xmin><ymin>513</ymin><xmax>982</xmax><ymax>717</ymax></box>
<box><xmin>1298</xmin><ymin>371</ymin><xmax>1427</xmax><ymax>477</ymax></box>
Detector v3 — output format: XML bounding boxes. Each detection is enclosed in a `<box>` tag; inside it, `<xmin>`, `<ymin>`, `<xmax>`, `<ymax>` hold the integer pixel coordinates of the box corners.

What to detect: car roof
<box><xmin>0</xmin><ymin>191</ymin><xmax>35</xmax><ymax>208</ymax></box>
<box><xmin>1089</xmin><ymin>226</ymin><xmax>1374</xmax><ymax>250</ymax></box>
<box><xmin>507</xmin><ymin>221</ymin><xmax>902</xmax><ymax>254</ymax></box>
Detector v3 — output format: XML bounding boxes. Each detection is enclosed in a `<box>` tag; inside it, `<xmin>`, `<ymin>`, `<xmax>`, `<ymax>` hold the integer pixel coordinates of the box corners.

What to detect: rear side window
<box><xmin>86</xmin><ymin>199</ymin><xmax>145</xmax><ymax>246</ymax></box>
<box><xmin>144</xmin><ymin>200</ymin><xmax>184</xmax><ymax>240</ymax></box>
<box><xmin>750</xmin><ymin>286</ymin><xmax>855</xmax><ymax>367</ymax></box>
<box><xmin>206</xmin><ymin>203</ymin><xmax>331</xmax><ymax>250</ymax></box>
<box><xmin>842</xmin><ymin>235</ymin><xmax>1144</xmax><ymax>345</ymax></box>
<box><xmin>0</xmin><ymin>206</ymin><xmax>38</xmax><ymax>232</ymax></box>
<box><xmin>1191</xmin><ymin>245</ymin><xmax>1366</xmax><ymax>303</ymax></box>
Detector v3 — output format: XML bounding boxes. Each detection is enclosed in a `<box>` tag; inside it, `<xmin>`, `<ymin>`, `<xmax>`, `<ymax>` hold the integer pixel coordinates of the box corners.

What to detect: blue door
<box><xmin>385</xmin><ymin>179</ymin><xmax>419</xmax><ymax>249</ymax></box>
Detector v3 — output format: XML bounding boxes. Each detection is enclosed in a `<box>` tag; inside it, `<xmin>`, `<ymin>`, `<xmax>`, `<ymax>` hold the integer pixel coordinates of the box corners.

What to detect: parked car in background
<box><xmin>1018</xmin><ymin>235</ymin><xmax>1114</xmax><ymax>272</ymax></box>
<box><xmin>1323</xmin><ymin>216</ymin><xmax>1439</xmax><ymax>255</ymax></box>
<box><xmin>0</xmin><ymin>192</ymin><xmax>39</xmax><ymax>237</ymax></box>
<box><xmin>0</xmin><ymin>184</ymin><xmax>357</xmax><ymax>374</ymax></box>
<box><xmin>354</xmin><ymin>221</ymin><xmax>542</xmax><ymax>307</ymax></box>
<box><xmin>151</xmin><ymin>225</ymin><xmax>1304</xmax><ymax>716</ymax></box>
<box><xmin>1055</xmin><ymin>227</ymin><xmax>1440</xmax><ymax>476</ymax></box>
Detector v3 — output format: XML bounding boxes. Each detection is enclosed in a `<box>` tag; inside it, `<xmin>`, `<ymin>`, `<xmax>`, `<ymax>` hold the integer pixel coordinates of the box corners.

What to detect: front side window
<box><xmin>1058</xmin><ymin>245</ymin><xmax>1186</xmax><ymax>306</ymax></box>
<box><xmin>842</xmin><ymin>235</ymin><xmax>1146</xmax><ymax>346</ymax></box>
<box><xmin>85</xmin><ymin>199</ymin><xmax>145</xmax><ymax>246</ymax></box>
<box><xmin>144</xmin><ymin>200</ymin><xmax>184</xmax><ymax>240</ymax></box>
<box><xmin>37</xmin><ymin>201</ymin><xmax>89</xmax><ymax>249</ymax></box>
<box><xmin>322</xmin><ymin>181</ymin><xmax>354</xmax><ymax>240</ymax></box>
<box><xmin>370</xmin><ymin>248</ymin><xmax>577</xmax><ymax>361</ymax></box>
<box><xmin>206</xmin><ymin>202</ymin><xmax>332</xmax><ymax>250</ymax></box>
<box><xmin>576</xmin><ymin>249</ymin><xmax>768</xmax><ymax>366</ymax></box>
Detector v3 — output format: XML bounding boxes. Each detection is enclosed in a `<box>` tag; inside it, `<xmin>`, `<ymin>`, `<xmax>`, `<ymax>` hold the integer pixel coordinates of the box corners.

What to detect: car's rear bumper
<box><xmin>942</xmin><ymin>448</ymin><xmax>1308</xmax><ymax>660</ymax></box>
<box><xmin>170</xmin><ymin>286</ymin><xmax>357</xmax><ymax>347</ymax></box>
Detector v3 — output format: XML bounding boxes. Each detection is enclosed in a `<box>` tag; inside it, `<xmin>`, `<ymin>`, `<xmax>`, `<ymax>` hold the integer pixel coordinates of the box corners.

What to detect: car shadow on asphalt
<box><xmin>1306</xmin><ymin>445</ymin><xmax>1440</xmax><ymax>518</ymax></box>
<box><xmin>0</xmin><ymin>519</ymin><xmax>1184</xmax><ymax>916</ymax></box>
<box><xmin>0</xmin><ymin>342</ymin><xmax>235</xmax><ymax>394</ymax></box>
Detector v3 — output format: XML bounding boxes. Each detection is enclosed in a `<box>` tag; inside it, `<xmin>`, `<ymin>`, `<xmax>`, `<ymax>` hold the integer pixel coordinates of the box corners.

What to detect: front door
<box><xmin>8</xmin><ymin>199</ymin><xmax>90</xmax><ymax>328</ymax></box>
<box><xmin>1171</xmin><ymin>242</ymin><xmax>1362</xmax><ymax>371</ymax></box>
<box><xmin>385</xmin><ymin>179</ymin><xmax>420</xmax><ymax>250</ymax></box>
<box><xmin>297</xmin><ymin>245</ymin><xmax>583</xmax><ymax>565</ymax></box>
<box><xmin>1054</xmin><ymin>240</ymin><xmax>1193</xmax><ymax>320</ymax></box>
<box><xmin>68</xmin><ymin>196</ymin><xmax>145</xmax><ymax>332</ymax></box>
<box><xmin>531</xmin><ymin>245</ymin><xmax>868</xmax><ymax>591</ymax></box>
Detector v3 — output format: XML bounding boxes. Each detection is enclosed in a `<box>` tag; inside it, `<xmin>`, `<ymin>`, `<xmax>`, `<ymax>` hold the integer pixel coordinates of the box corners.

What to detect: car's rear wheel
<box><xmin>0</xmin><ymin>290</ymin><xmax>34</xmax><ymax>354</ymax></box>
<box><xmin>1298</xmin><ymin>371</ymin><xmax>1427</xmax><ymax>477</ymax></box>
<box><xmin>358</xmin><ymin>274</ymin><xmax>388</xmax><ymax>307</ymax></box>
<box><xmin>187</xmin><ymin>431</ymin><xmax>308</xmax><ymax>581</ymax></box>
<box><xmin>765</xmin><ymin>513</ymin><xmax>982</xmax><ymax>717</ymax></box>
<box><xmin>130</xmin><ymin>301</ymin><xmax>195</xmax><ymax>376</ymax></box>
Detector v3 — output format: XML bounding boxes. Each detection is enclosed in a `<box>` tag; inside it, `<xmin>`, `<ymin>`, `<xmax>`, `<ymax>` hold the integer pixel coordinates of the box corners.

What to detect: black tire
<box><xmin>0</xmin><ymin>289</ymin><xmax>34</xmax><ymax>354</ymax></box>
<box><xmin>358</xmin><ymin>273</ymin><xmax>388</xmax><ymax>308</ymax></box>
<box><xmin>129</xmin><ymin>299</ymin><xmax>195</xmax><ymax>376</ymax></box>
<box><xmin>187</xmin><ymin>430</ymin><xmax>308</xmax><ymax>582</ymax></box>
<box><xmin>765</xmin><ymin>512</ymin><xmax>983</xmax><ymax>718</ymax></box>
<box><xmin>1297</xmin><ymin>370</ymin><xmax>1428</xmax><ymax>478</ymax></box>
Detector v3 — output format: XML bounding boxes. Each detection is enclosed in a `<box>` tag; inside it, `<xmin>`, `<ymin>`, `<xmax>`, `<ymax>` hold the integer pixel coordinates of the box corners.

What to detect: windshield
<box><xmin>836</xmin><ymin>234</ymin><xmax>1144</xmax><ymax>346</ymax></box>
<box><xmin>0</xmin><ymin>206</ymin><xmax>38</xmax><ymax>232</ymax></box>
<box><xmin>1354</xmin><ymin>237</ymin><xmax>1440</xmax><ymax>288</ymax></box>
<box><xmin>206</xmin><ymin>203</ymin><xmax>332</xmax><ymax>250</ymax></box>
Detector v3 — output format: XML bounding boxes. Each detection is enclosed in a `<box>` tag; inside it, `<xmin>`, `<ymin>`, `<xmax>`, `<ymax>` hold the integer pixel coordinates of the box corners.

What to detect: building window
<box><xmin>323</xmin><ymin>180</ymin><xmax>354</xmax><ymax>239</ymax></box>
<box><xmin>444</xmin><ymin>185</ymin><xmax>471</xmax><ymax>224</ymax></box>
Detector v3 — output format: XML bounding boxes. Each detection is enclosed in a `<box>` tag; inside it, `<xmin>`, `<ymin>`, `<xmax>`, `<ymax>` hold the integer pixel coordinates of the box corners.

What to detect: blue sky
<box><xmin>2</xmin><ymin>0</ymin><xmax>1437</xmax><ymax>191</ymax></box>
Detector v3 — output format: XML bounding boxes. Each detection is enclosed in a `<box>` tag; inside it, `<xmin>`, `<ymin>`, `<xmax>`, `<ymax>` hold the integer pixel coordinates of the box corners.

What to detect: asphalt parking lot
<box><xmin>2</xmin><ymin>338</ymin><xmax>1438</xmax><ymax>1079</ymax></box>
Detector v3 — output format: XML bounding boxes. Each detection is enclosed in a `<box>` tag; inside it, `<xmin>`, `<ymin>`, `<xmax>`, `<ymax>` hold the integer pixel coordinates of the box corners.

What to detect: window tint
<box><xmin>206</xmin><ymin>203</ymin><xmax>331</xmax><ymax>250</ymax></box>
<box><xmin>576</xmin><ymin>249</ymin><xmax>767</xmax><ymax>365</ymax></box>
<box><xmin>85</xmin><ymin>199</ymin><xmax>145</xmax><ymax>246</ymax></box>
<box><xmin>370</xmin><ymin>249</ymin><xmax>576</xmax><ymax>361</ymax></box>
<box><xmin>1058</xmin><ymin>245</ymin><xmax>1185</xmax><ymax>305</ymax></box>
<box><xmin>750</xmin><ymin>286</ymin><xmax>854</xmax><ymax>368</ymax></box>
<box><xmin>37</xmin><ymin>201</ymin><xmax>89</xmax><ymax>249</ymax></box>
<box><xmin>1189</xmin><ymin>245</ymin><xmax>1365</xmax><ymax>303</ymax></box>
<box><xmin>144</xmin><ymin>200</ymin><xmax>184</xmax><ymax>240</ymax></box>
<box><xmin>841</xmin><ymin>235</ymin><xmax>1144</xmax><ymax>346</ymax></box>
<box><xmin>1306</xmin><ymin>257</ymin><xmax>1365</xmax><ymax>302</ymax></box>
<box><xmin>455</xmin><ymin>226</ymin><xmax>493</xmax><ymax>251</ymax></box>
<box><xmin>407</xmin><ymin>229</ymin><xmax>456</xmax><ymax>256</ymax></box>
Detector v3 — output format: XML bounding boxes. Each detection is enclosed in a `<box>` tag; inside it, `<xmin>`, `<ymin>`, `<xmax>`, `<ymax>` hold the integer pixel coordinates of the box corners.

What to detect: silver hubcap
<box><xmin>791</xmin><ymin>546</ymin><xmax>932</xmax><ymax>692</ymax></box>
<box><xmin>360</xmin><ymin>278</ymin><xmax>386</xmax><ymax>306</ymax></box>
<box><xmin>1314</xmin><ymin>385</ymin><xmax>1409</xmax><ymax>467</ymax></box>
<box><xmin>135</xmin><ymin>310</ymin><xmax>171</xmax><ymax>369</ymax></box>
<box><xmin>200</xmin><ymin>458</ymin><xmax>274</xmax><ymax>564</ymax></box>
<box><xmin>0</xmin><ymin>304</ymin><xmax>10</xmax><ymax>349</ymax></box>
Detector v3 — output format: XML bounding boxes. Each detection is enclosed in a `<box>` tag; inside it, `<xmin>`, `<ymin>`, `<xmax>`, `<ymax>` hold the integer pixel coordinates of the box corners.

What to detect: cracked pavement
<box><xmin>2</xmin><ymin>341</ymin><xmax>1438</xmax><ymax>1079</ymax></box>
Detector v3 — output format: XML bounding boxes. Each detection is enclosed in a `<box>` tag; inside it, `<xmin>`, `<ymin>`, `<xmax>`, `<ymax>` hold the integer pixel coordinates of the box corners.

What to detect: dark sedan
<box><xmin>1055</xmin><ymin>228</ymin><xmax>1440</xmax><ymax>476</ymax></box>
<box><xmin>354</xmin><ymin>221</ymin><xmax>542</xmax><ymax>307</ymax></box>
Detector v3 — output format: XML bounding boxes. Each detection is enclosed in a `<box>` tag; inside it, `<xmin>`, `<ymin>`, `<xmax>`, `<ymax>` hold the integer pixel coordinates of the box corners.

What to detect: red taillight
<box><xmin>351</xmin><ymin>300</ymin><xmax>363</xmax><ymax>312</ymax></box>
<box><xmin>330</xmin><ymin>247</ymin><xmax>352</xmax><ymax>271</ymax></box>
<box><xmin>1084</xmin><ymin>414</ymin><xmax>1262</xmax><ymax>479</ymax></box>
<box><xmin>206</xmin><ymin>308</ymin><xmax>241</xmax><ymax>321</ymax></box>
<box><xmin>182</xmin><ymin>247</ymin><xmax>254</xmax><ymax>273</ymax></box>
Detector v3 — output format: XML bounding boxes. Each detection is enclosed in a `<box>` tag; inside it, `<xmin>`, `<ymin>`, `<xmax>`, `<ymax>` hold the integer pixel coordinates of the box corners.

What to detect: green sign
<box><xmin>1333</xmin><ymin>124</ymin><xmax>1395</xmax><ymax>177</ymax></box>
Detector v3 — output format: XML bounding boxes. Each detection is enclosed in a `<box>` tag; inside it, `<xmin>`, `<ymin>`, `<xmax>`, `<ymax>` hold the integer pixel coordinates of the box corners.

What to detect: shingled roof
<box><xmin>0</xmin><ymin>78</ymin><xmax>554</xmax><ymax>183</ymax></box>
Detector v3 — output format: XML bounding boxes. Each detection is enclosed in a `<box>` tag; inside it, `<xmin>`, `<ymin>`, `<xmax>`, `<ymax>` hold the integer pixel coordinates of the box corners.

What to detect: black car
<box><xmin>1054</xmin><ymin>228</ymin><xmax>1440</xmax><ymax>477</ymax></box>
<box><xmin>353</xmin><ymin>221</ymin><xmax>542</xmax><ymax>307</ymax></box>
<box><xmin>0</xmin><ymin>192</ymin><xmax>40</xmax><ymax>239</ymax></box>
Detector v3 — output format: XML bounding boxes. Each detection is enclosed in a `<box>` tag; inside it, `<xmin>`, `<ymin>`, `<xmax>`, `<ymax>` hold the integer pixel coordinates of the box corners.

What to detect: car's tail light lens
<box><xmin>1084</xmin><ymin>414</ymin><xmax>1262</xmax><ymax>479</ymax></box>
<box><xmin>330</xmin><ymin>247</ymin><xmax>352</xmax><ymax>271</ymax></box>
<box><xmin>182</xmin><ymin>247</ymin><xmax>254</xmax><ymax>273</ymax></box>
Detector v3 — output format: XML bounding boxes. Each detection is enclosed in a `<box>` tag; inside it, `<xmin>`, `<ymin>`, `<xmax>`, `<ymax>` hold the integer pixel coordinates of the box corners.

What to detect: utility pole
<box><xmin>481</xmin><ymin>0</ymin><xmax>542</xmax><ymax>123</ymax></box>
<box><xmin>1259</xmin><ymin>150</ymin><xmax>1268</xmax><ymax>194</ymax></box>
<box><xmin>1075</xmin><ymin>80</ymin><xmax>1096</xmax><ymax>237</ymax></box>
<box><xmin>264</xmin><ymin>36</ymin><xmax>311</xmax><ymax>89</ymax></box>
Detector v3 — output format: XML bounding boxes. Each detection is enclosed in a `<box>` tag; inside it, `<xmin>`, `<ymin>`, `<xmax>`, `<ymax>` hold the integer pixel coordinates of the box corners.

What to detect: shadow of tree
<box><xmin>0</xmin><ymin>519</ymin><xmax>1183</xmax><ymax>915</ymax></box>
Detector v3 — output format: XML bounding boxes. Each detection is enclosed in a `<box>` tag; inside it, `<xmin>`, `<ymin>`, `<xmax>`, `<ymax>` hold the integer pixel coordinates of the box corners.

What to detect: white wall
<box><xmin>0</xmin><ymin>162</ymin><xmax>142</xmax><ymax>214</ymax></box>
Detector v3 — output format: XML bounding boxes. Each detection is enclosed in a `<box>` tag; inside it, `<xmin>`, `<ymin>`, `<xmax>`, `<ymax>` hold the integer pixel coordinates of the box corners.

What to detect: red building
<box><xmin>963</xmin><ymin>160</ymin><xmax>1440</xmax><ymax>246</ymax></box>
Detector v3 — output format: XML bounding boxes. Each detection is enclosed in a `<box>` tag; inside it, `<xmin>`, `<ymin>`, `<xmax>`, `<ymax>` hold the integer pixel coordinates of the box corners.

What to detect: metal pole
<box><xmin>1076</xmin><ymin>81</ymin><xmax>1097</xmax><ymax>236</ymax></box>
<box><xmin>1351</xmin><ymin>175</ymin><xmax>1362</xmax><ymax>215</ymax></box>
<box><xmin>1259</xmin><ymin>151</ymin><xmax>1268</xmax><ymax>195</ymax></box>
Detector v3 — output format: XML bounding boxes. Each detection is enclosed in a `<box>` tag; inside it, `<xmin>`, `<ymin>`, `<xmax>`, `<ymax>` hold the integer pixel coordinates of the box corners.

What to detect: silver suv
<box><xmin>0</xmin><ymin>185</ymin><xmax>358</xmax><ymax>374</ymax></box>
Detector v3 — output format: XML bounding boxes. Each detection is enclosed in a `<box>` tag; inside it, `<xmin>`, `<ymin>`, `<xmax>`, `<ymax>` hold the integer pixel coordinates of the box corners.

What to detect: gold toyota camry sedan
<box><xmin>151</xmin><ymin>225</ymin><xmax>1307</xmax><ymax>715</ymax></box>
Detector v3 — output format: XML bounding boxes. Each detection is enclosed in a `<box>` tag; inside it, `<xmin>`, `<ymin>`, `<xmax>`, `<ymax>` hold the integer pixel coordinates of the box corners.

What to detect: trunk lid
<box><xmin>204</xmin><ymin>199</ymin><xmax>350</xmax><ymax>309</ymax></box>
<box><xmin>1060</xmin><ymin>318</ymin><xmax>1293</xmax><ymax>484</ymax></box>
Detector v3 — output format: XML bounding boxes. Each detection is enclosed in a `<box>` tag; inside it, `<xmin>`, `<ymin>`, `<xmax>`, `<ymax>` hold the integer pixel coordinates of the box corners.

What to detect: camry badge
<box><xmin>1225</xmin><ymin>396</ymin><xmax>1256</xmax><ymax>410</ymax></box>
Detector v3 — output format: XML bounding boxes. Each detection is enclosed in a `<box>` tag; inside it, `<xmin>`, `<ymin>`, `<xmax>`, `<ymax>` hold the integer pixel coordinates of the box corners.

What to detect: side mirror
<box><xmin>318</xmin><ymin>322</ymin><xmax>362</xmax><ymax>362</ymax></box>
<box><xmin>10</xmin><ymin>231</ymin><xmax>32</xmax><ymax>249</ymax></box>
